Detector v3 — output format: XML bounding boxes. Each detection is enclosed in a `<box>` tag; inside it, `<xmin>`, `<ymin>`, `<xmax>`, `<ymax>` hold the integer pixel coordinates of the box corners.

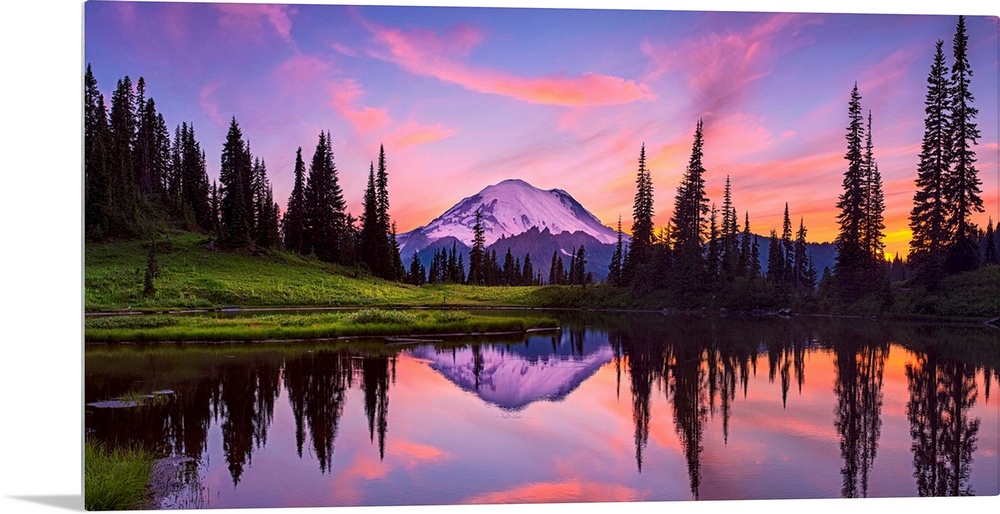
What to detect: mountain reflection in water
<box><xmin>84</xmin><ymin>314</ymin><xmax>999</xmax><ymax>508</ymax></box>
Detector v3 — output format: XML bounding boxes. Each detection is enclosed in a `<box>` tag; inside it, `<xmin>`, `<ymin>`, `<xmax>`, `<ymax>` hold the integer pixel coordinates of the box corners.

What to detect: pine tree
<box><xmin>219</xmin><ymin>118</ymin><xmax>253</xmax><ymax>246</ymax></box>
<box><xmin>408</xmin><ymin>252</ymin><xmax>425</xmax><ymax>285</ymax></box>
<box><xmin>84</xmin><ymin>65</ymin><xmax>112</xmax><ymax>239</ymax></box>
<box><xmin>944</xmin><ymin>15</ymin><xmax>984</xmax><ymax>273</ymax></box>
<box><xmin>767</xmin><ymin>229</ymin><xmax>784</xmax><ymax>284</ymax></box>
<box><xmin>522</xmin><ymin>254</ymin><xmax>534</xmax><ymax>286</ymax></box>
<box><xmin>359</xmin><ymin>161</ymin><xmax>382</xmax><ymax>273</ymax></box>
<box><xmin>833</xmin><ymin>83</ymin><xmax>869</xmax><ymax>300</ymax></box>
<box><xmin>574</xmin><ymin>245</ymin><xmax>587</xmax><ymax>286</ymax></box>
<box><xmin>671</xmin><ymin>120</ymin><xmax>709</xmax><ymax>257</ymax></box>
<box><xmin>739</xmin><ymin>211</ymin><xmax>753</xmax><ymax>277</ymax></box>
<box><xmin>503</xmin><ymin>248</ymin><xmax>516</xmax><ymax>286</ymax></box>
<box><xmin>107</xmin><ymin>75</ymin><xmax>143</xmax><ymax>237</ymax></box>
<box><xmin>209</xmin><ymin>180</ymin><xmax>221</xmax><ymax>237</ymax></box>
<box><xmin>862</xmin><ymin>111</ymin><xmax>886</xmax><ymax>280</ymax></box>
<box><xmin>983</xmin><ymin>218</ymin><xmax>998</xmax><ymax>265</ymax></box>
<box><xmin>670</xmin><ymin>119</ymin><xmax>710</xmax><ymax>300</ymax></box>
<box><xmin>781</xmin><ymin>203</ymin><xmax>795</xmax><ymax>285</ymax></box>
<box><xmin>909</xmin><ymin>40</ymin><xmax>953</xmax><ymax>287</ymax></box>
<box><xmin>623</xmin><ymin>144</ymin><xmax>654</xmax><ymax>280</ymax></box>
<box><xmin>282</xmin><ymin>148</ymin><xmax>307</xmax><ymax>252</ymax></box>
<box><xmin>721</xmin><ymin>177</ymin><xmax>740</xmax><ymax>280</ymax></box>
<box><xmin>468</xmin><ymin>209</ymin><xmax>486</xmax><ymax>285</ymax></box>
<box><xmin>302</xmin><ymin>131</ymin><xmax>347</xmax><ymax>262</ymax></box>
<box><xmin>609</xmin><ymin>216</ymin><xmax>624</xmax><ymax>286</ymax></box>
<box><xmin>706</xmin><ymin>204</ymin><xmax>720</xmax><ymax>282</ymax></box>
<box><xmin>794</xmin><ymin>218</ymin><xmax>810</xmax><ymax>293</ymax></box>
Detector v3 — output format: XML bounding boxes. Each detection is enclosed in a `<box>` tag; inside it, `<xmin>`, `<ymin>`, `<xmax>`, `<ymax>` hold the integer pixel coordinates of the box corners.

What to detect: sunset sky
<box><xmin>84</xmin><ymin>1</ymin><xmax>999</xmax><ymax>257</ymax></box>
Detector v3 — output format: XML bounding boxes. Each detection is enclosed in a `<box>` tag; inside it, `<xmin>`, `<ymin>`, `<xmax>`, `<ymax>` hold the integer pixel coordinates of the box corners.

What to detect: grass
<box><xmin>84</xmin><ymin>309</ymin><xmax>557</xmax><ymax>343</ymax></box>
<box><xmin>85</xmin><ymin>230</ymin><xmax>1000</xmax><ymax>320</ymax></box>
<box><xmin>84</xmin><ymin>441</ymin><xmax>156</xmax><ymax>511</ymax></box>
<box><xmin>85</xmin><ymin>232</ymin><xmax>572</xmax><ymax>311</ymax></box>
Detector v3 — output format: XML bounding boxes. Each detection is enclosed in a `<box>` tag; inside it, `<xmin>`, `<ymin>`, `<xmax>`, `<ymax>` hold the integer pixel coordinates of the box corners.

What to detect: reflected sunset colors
<box><xmin>85</xmin><ymin>314</ymin><xmax>999</xmax><ymax>508</ymax></box>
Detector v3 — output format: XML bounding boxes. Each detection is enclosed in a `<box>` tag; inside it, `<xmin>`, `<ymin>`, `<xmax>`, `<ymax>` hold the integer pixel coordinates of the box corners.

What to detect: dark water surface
<box><xmin>84</xmin><ymin>313</ymin><xmax>1000</xmax><ymax>508</ymax></box>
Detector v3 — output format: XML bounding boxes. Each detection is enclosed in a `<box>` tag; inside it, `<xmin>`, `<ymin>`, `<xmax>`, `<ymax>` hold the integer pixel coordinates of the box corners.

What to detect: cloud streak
<box><xmin>362</xmin><ymin>18</ymin><xmax>656</xmax><ymax>107</ymax></box>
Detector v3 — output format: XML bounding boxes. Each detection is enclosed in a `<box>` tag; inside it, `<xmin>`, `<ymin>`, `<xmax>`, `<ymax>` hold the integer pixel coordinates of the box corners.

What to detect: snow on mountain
<box><xmin>408</xmin><ymin>334</ymin><xmax>614</xmax><ymax>411</ymax></box>
<box><xmin>399</xmin><ymin>179</ymin><xmax>618</xmax><ymax>256</ymax></box>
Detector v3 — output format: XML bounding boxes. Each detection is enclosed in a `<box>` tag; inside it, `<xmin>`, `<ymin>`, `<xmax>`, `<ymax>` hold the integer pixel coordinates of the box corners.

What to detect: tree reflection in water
<box><xmin>84</xmin><ymin>314</ymin><xmax>998</xmax><ymax>505</ymax></box>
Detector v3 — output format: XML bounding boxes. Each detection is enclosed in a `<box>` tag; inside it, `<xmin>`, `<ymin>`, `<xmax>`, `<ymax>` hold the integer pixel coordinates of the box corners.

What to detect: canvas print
<box><xmin>83</xmin><ymin>1</ymin><xmax>999</xmax><ymax>510</ymax></box>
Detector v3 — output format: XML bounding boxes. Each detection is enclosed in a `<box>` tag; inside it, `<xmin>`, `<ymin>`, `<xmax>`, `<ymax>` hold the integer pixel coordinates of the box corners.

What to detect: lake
<box><xmin>84</xmin><ymin>312</ymin><xmax>999</xmax><ymax>508</ymax></box>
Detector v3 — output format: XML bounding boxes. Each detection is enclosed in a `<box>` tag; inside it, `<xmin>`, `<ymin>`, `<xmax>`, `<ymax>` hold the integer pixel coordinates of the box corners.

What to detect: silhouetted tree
<box><xmin>282</xmin><ymin>148</ymin><xmax>307</xmax><ymax>252</ymax></box>
<box><xmin>944</xmin><ymin>16</ymin><xmax>985</xmax><ymax>274</ymax></box>
<box><xmin>623</xmin><ymin>143</ymin><xmax>654</xmax><ymax>283</ymax></box>
<box><xmin>909</xmin><ymin>40</ymin><xmax>953</xmax><ymax>287</ymax></box>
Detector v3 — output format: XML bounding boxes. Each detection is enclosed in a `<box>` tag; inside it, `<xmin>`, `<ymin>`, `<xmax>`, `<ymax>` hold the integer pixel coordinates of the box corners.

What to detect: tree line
<box><xmin>609</xmin><ymin>126</ymin><xmax>819</xmax><ymax>309</ymax></box>
<box><xmin>85</xmin><ymin>65</ymin><xmax>405</xmax><ymax>280</ymax></box>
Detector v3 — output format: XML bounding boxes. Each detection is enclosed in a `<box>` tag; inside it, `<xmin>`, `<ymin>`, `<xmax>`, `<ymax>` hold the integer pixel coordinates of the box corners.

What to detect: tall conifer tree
<box><xmin>282</xmin><ymin>148</ymin><xmax>307</xmax><ymax>252</ymax></box>
<box><xmin>834</xmin><ymin>84</ymin><xmax>869</xmax><ymax>300</ymax></box>
<box><xmin>909</xmin><ymin>40</ymin><xmax>953</xmax><ymax>287</ymax></box>
<box><xmin>944</xmin><ymin>15</ymin><xmax>984</xmax><ymax>273</ymax></box>
<box><xmin>624</xmin><ymin>144</ymin><xmax>654</xmax><ymax>281</ymax></box>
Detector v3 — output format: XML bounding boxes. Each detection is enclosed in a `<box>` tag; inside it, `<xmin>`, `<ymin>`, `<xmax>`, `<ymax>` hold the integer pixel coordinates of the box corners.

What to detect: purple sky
<box><xmin>83</xmin><ymin>1</ymin><xmax>999</xmax><ymax>257</ymax></box>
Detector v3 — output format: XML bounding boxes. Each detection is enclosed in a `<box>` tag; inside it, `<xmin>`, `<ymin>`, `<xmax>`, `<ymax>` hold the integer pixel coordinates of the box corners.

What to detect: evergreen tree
<box><xmin>282</xmin><ymin>148</ymin><xmax>307</xmax><ymax>252</ymax></box>
<box><xmin>107</xmin><ymin>75</ymin><xmax>143</xmax><ymax>237</ymax></box>
<box><xmin>302</xmin><ymin>131</ymin><xmax>347</xmax><ymax>262</ymax></box>
<box><xmin>750</xmin><ymin>235</ymin><xmax>761</xmax><ymax>278</ymax></box>
<box><xmin>909</xmin><ymin>40</ymin><xmax>953</xmax><ymax>287</ymax></box>
<box><xmin>706</xmin><ymin>204</ymin><xmax>720</xmax><ymax>282</ymax></box>
<box><xmin>944</xmin><ymin>15</ymin><xmax>984</xmax><ymax>273</ymax></box>
<box><xmin>721</xmin><ymin>177</ymin><xmax>740</xmax><ymax>280</ymax></box>
<box><xmin>671</xmin><ymin>120</ymin><xmax>709</xmax><ymax>257</ymax></box>
<box><xmin>468</xmin><ymin>209</ymin><xmax>486</xmax><ymax>285</ymax></box>
<box><xmin>84</xmin><ymin>65</ymin><xmax>112</xmax><ymax>239</ymax></box>
<box><xmin>623</xmin><ymin>144</ymin><xmax>654</xmax><ymax>280</ymax></box>
<box><xmin>219</xmin><ymin>118</ymin><xmax>253</xmax><ymax>246</ymax></box>
<box><xmin>739</xmin><ymin>211</ymin><xmax>753</xmax><ymax>277</ymax></box>
<box><xmin>389</xmin><ymin>223</ymin><xmax>404</xmax><ymax>280</ymax></box>
<box><xmin>781</xmin><ymin>203</ymin><xmax>795</xmax><ymax>285</ymax></box>
<box><xmin>794</xmin><ymin>218</ymin><xmax>810</xmax><ymax>293</ymax></box>
<box><xmin>573</xmin><ymin>245</ymin><xmax>587</xmax><ymax>286</ymax></box>
<box><xmin>983</xmin><ymin>218</ymin><xmax>998</xmax><ymax>265</ymax></box>
<box><xmin>862</xmin><ymin>111</ymin><xmax>886</xmax><ymax>280</ymax></box>
<box><xmin>209</xmin><ymin>180</ymin><xmax>221</xmax><ymax>237</ymax></box>
<box><xmin>609</xmin><ymin>216</ymin><xmax>624</xmax><ymax>286</ymax></box>
<box><xmin>503</xmin><ymin>248</ymin><xmax>516</xmax><ymax>286</ymax></box>
<box><xmin>670</xmin><ymin>119</ymin><xmax>710</xmax><ymax>300</ymax></box>
<box><xmin>833</xmin><ymin>83</ymin><xmax>869</xmax><ymax>301</ymax></box>
<box><xmin>359</xmin><ymin>162</ymin><xmax>382</xmax><ymax>273</ymax></box>
<box><xmin>767</xmin><ymin>229</ymin><xmax>784</xmax><ymax>284</ymax></box>
<box><xmin>522</xmin><ymin>253</ymin><xmax>534</xmax><ymax>286</ymax></box>
<box><xmin>408</xmin><ymin>252</ymin><xmax>425</xmax><ymax>285</ymax></box>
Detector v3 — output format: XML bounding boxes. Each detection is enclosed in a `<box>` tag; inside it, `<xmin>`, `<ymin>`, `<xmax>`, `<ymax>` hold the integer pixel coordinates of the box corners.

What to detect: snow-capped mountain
<box><xmin>398</xmin><ymin>179</ymin><xmax>619</xmax><ymax>257</ymax></box>
<box><xmin>408</xmin><ymin>333</ymin><xmax>614</xmax><ymax>411</ymax></box>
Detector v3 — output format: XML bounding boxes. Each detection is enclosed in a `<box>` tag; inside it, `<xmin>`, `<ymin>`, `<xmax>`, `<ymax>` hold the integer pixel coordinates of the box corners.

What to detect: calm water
<box><xmin>84</xmin><ymin>313</ymin><xmax>1000</xmax><ymax>508</ymax></box>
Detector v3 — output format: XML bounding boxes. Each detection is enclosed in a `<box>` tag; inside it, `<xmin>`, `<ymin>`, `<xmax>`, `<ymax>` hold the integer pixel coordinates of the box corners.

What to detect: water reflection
<box><xmin>907</xmin><ymin>347</ymin><xmax>981</xmax><ymax>496</ymax></box>
<box><xmin>84</xmin><ymin>314</ymin><xmax>999</xmax><ymax>507</ymax></box>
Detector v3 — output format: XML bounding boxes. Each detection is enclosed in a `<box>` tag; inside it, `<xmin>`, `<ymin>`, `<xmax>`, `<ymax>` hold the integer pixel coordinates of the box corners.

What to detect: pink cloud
<box><xmin>329</xmin><ymin>79</ymin><xmax>453</xmax><ymax>149</ymax></box>
<box><xmin>329</xmin><ymin>79</ymin><xmax>391</xmax><ymax>133</ymax></box>
<box><xmin>198</xmin><ymin>81</ymin><xmax>225</xmax><ymax>126</ymax></box>
<box><xmin>363</xmin><ymin>18</ymin><xmax>655</xmax><ymax>107</ymax></box>
<box><xmin>272</xmin><ymin>54</ymin><xmax>332</xmax><ymax>84</ymax></box>
<box><xmin>642</xmin><ymin>13</ymin><xmax>815</xmax><ymax>115</ymax></box>
<box><xmin>386</xmin><ymin>121</ymin><xmax>456</xmax><ymax>149</ymax></box>
<box><xmin>215</xmin><ymin>4</ymin><xmax>295</xmax><ymax>43</ymax></box>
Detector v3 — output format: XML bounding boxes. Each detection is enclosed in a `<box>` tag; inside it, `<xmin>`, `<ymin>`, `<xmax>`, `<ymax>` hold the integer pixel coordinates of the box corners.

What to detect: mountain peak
<box><xmin>399</xmin><ymin>178</ymin><xmax>617</xmax><ymax>256</ymax></box>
